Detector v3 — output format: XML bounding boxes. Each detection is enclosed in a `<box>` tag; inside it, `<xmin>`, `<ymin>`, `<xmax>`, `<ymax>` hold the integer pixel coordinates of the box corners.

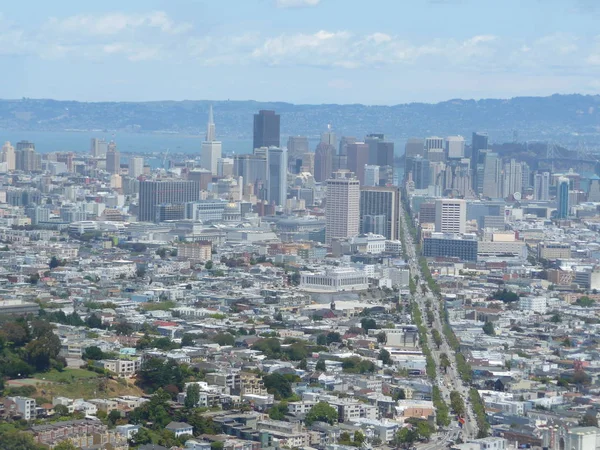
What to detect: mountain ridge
<box><xmin>1</xmin><ymin>94</ymin><xmax>599</xmax><ymax>143</ymax></box>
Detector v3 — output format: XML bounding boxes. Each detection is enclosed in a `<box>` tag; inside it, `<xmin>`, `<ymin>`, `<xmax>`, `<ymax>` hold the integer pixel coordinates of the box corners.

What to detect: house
<box><xmin>166</xmin><ymin>421</ymin><xmax>194</xmax><ymax>438</ymax></box>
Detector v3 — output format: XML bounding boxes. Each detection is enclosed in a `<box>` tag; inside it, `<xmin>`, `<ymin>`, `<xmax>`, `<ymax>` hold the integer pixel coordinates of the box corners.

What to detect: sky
<box><xmin>1</xmin><ymin>0</ymin><xmax>600</xmax><ymax>105</ymax></box>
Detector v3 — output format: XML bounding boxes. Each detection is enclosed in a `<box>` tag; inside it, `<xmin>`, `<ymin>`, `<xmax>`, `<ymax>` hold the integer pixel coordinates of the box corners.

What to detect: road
<box><xmin>400</xmin><ymin>206</ymin><xmax>478</xmax><ymax>442</ymax></box>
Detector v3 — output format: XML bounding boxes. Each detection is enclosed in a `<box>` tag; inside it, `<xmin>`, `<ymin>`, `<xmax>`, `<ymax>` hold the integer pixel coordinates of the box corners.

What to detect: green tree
<box><xmin>114</xmin><ymin>321</ymin><xmax>133</xmax><ymax>336</ymax></box>
<box><xmin>129</xmin><ymin>428</ymin><xmax>153</xmax><ymax>446</ymax></box>
<box><xmin>211</xmin><ymin>442</ymin><xmax>224</xmax><ymax>450</ymax></box>
<box><xmin>263</xmin><ymin>373</ymin><xmax>297</xmax><ymax>400</ymax></box>
<box><xmin>315</xmin><ymin>359</ymin><xmax>326</xmax><ymax>372</ymax></box>
<box><xmin>550</xmin><ymin>313</ymin><xmax>561</xmax><ymax>323</ymax></box>
<box><xmin>378</xmin><ymin>349</ymin><xmax>391</xmax><ymax>365</ymax></box>
<box><xmin>305</xmin><ymin>401</ymin><xmax>338</xmax><ymax>425</ymax></box>
<box><xmin>53</xmin><ymin>441</ymin><xmax>78</xmax><ymax>450</ymax></box>
<box><xmin>376</xmin><ymin>331</ymin><xmax>387</xmax><ymax>344</ymax></box>
<box><xmin>575</xmin><ymin>296</ymin><xmax>595</xmax><ymax>307</ymax></box>
<box><xmin>326</xmin><ymin>332</ymin><xmax>341</xmax><ymax>344</ymax></box>
<box><xmin>360</xmin><ymin>317</ymin><xmax>377</xmax><ymax>332</ymax></box>
<box><xmin>54</xmin><ymin>404</ymin><xmax>70</xmax><ymax>417</ymax></box>
<box><xmin>181</xmin><ymin>333</ymin><xmax>196</xmax><ymax>347</ymax></box>
<box><xmin>579</xmin><ymin>414</ymin><xmax>599</xmax><ymax>427</ymax></box>
<box><xmin>316</xmin><ymin>334</ymin><xmax>327</xmax><ymax>346</ymax></box>
<box><xmin>395</xmin><ymin>427</ymin><xmax>418</xmax><ymax>446</ymax></box>
<box><xmin>86</xmin><ymin>314</ymin><xmax>103</xmax><ymax>329</ymax></box>
<box><xmin>213</xmin><ymin>332</ymin><xmax>235</xmax><ymax>346</ymax></box>
<box><xmin>0</xmin><ymin>431</ymin><xmax>46</xmax><ymax>450</ymax></box>
<box><xmin>354</xmin><ymin>430</ymin><xmax>366</xmax><ymax>445</ymax></box>
<box><xmin>205</xmin><ymin>260</ymin><xmax>213</xmax><ymax>270</ymax></box>
<box><xmin>268</xmin><ymin>402</ymin><xmax>289</xmax><ymax>420</ymax></box>
<box><xmin>107</xmin><ymin>409</ymin><xmax>121</xmax><ymax>425</ymax></box>
<box><xmin>482</xmin><ymin>321</ymin><xmax>495</xmax><ymax>336</ymax></box>
<box><xmin>185</xmin><ymin>383</ymin><xmax>201</xmax><ymax>409</ymax></box>
<box><xmin>82</xmin><ymin>346</ymin><xmax>105</xmax><ymax>360</ymax></box>
<box><xmin>297</xmin><ymin>358</ymin><xmax>308</xmax><ymax>370</ymax></box>
<box><xmin>49</xmin><ymin>256</ymin><xmax>62</xmax><ymax>269</ymax></box>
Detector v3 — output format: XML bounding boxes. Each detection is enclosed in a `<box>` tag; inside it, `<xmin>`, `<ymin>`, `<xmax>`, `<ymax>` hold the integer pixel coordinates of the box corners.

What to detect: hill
<box><xmin>1</xmin><ymin>94</ymin><xmax>599</xmax><ymax>143</ymax></box>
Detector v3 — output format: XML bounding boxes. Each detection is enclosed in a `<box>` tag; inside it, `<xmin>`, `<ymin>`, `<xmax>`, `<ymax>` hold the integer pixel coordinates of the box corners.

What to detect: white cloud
<box><xmin>45</xmin><ymin>11</ymin><xmax>191</xmax><ymax>36</ymax></box>
<box><xmin>275</xmin><ymin>0</ymin><xmax>321</xmax><ymax>8</ymax></box>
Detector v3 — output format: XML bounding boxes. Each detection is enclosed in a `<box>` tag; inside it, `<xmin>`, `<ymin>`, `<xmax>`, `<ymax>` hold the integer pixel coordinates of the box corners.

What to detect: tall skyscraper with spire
<box><xmin>201</xmin><ymin>105</ymin><xmax>222</xmax><ymax>176</ymax></box>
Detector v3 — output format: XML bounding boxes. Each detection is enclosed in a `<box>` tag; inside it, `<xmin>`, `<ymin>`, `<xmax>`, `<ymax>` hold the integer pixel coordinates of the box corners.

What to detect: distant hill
<box><xmin>1</xmin><ymin>94</ymin><xmax>599</xmax><ymax>143</ymax></box>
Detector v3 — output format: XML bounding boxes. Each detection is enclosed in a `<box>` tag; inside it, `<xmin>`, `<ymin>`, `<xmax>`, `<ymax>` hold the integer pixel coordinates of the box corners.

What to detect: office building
<box><xmin>365</xmin><ymin>133</ymin><xmax>394</xmax><ymax>167</ymax></box>
<box><xmin>588</xmin><ymin>175</ymin><xmax>600</xmax><ymax>202</ymax></box>
<box><xmin>90</xmin><ymin>138</ymin><xmax>108</xmax><ymax>158</ymax></box>
<box><xmin>471</xmin><ymin>131</ymin><xmax>489</xmax><ymax>190</ymax></box>
<box><xmin>482</xmin><ymin>151</ymin><xmax>501</xmax><ymax>198</ymax></box>
<box><xmin>129</xmin><ymin>157</ymin><xmax>144</xmax><ymax>178</ymax></box>
<box><xmin>106</xmin><ymin>146</ymin><xmax>120</xmax><ymax>174</ymax></box>
<box><xmin>521</xmin><ymin>161</ymin><xmax>531</xmax><ymax>191</ymax></box>
<box><xmin>502</xmin><ymin>158</ymin><xmax>522</xmax><ymax>198</ymax></box>
<box><xmin>201</xmin><ymin>105</ymin><xmax>222</xmax><ymax>175</ymax></box>
<box><xmin>339</xmin><ymin>136</ymin><xmax>356</xmax><ymax>157</ymax></box>
<box><xmin>423</xmin><ymin>233</ymin><xmax>478</xmax><ymax>261</ymax></box>
<box><xmin>1</xmin><ymin>141</ymin><xmax>15</xmax><ymax>171</ymax></box>
<box><xmin>445</xmin><ymin>136</ymin><xmax>465</xmax><ymax>159</ymax></box>
<box><xmin>557</xmin><ymin>177</ymin><xmax>570</xmax><ymax>219</ymax></box>
<box><xmin>435</xmin><ymin>198</ymin><xmax>466</xmax><ymax>234</ymax></box>
<box><xmin>419</xmin><ymin>202</ymin><xmax>436</xmax><ymax>224</ymax></box>
<box><xmin>364</xmin><ymin>165</ymin><xmax>380</xmax><ymax>187</ymax></box>
<box><xmin>301</xmin><ymin>152</ymin><xmax>315</xmax><ymax>174</ymax></box>
<box><xmin>321</xmin><ymin>126</ymin><xmax>337</xmax><ymax>147</ymax></box>
<box><xmin>325</xmin><ymin>171</ymin><xmax>360</xmax><ymax>244</ymax></box>
<box><xmin>346</xmin><ymin>142</ymin><xmax>369</xmax><ymax>185</ymax></box>
<box><xmin>138</xmin><ymin>180</ymin><xmax>201</xmax><ymax>222</ymax></box>
<box><xmin>359</xmin><ymin>186</ymin><xmax>400</xmax><ymax>240</ymax></box>
<box><xmin>314</xmin><ymin>142</ymin><xmax>335</xmax><ymax>182</ymax></box>
<box><xmin>287</xmin><ymin>136</ymin><xmax>309</xmax><ymax>173</ymax></box>
<box><xmin>406</xmin><ymin>156</ymin><xmax>430</xmax><ymax>189</ymax></box>
<box><xmin>405</xmin><ymin>138</ymin><xmax>424</xmax><ymax>158</ymax></box>
<box><xmin>534</xmin><ymin>172</ymin><xmax>550</xmax><ymax>201</ymax></box>
<box><xmin>425</xmin><ymin>136</ymin><xmax>444</xmax><ymax>162</ymax></box>
<box><xmin>16</xmin><ymin>141</ymin><xmax>41</xmax><ymax>172</ymax></box>
<box><xmin>253</xmin><ymin>110</ymin><xmax>280</xmax><ymax>149</ymax></box>
<box><xmin>266</xmin><ymin>147</ymin><xmax>287</xmax><ymax>206</ymax></box>
<box><xmin>234</xmin><ymin>154</ymin><xmax>267</xmax><ymax>186</ymax></box>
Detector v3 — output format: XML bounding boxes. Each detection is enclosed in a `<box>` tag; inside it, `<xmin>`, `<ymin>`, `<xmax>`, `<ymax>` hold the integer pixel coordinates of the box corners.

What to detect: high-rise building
<box><xmin>15</xmin><ymin>141</ymin><xmax>41</xmax><ymax>172</ymax></box>
<box><xmin>557</xmin><ymin>177</ymin><xmax>570</xmax><ymax>219</ymax></box>
<box><xmin>534</xmin><ymin>172</ymin><xmax>550</xmax><ymax>201</ymax></box>
<box><xmin>445</xmin><ymin>136</ymin><xmax>465</xmax><ymax>159</ymax></box>
<box><xmin>234</xmin><ymin>153</ymin><xmax>267</xmax><ymax>186</ymax></box>
<box><xmin>521</xmin><ymin>162</ymin><xmax>531</xmax><ymax>191</ymax></box>
<box><xmin>405</xmin><ymin>138</ymin><xmax>425</xmax><ymax>159</ymax></box>
<box><xmin>364</xmin><ymin>165</ymin><xmax>380</xmax><ymax>187</ymax></box>
<box><xmin>287</xmin><ymin>136</ymin><xmax>309</xmax><ymax>173</ymax></box>
<box><xmin>435</xmin><ymin>199</ymin><xmax>466</xmax><ymax>234</ymax></box>
<box><xmin>425</xmin><ymin>136</ymin><xmax>444</xmax><ymax>155</ymax></box>
<box><xmin>139</xmin><ymin>180</ymin><xmax>201</xmax><ymax>222</ymax></box>
<box><xmin>106</xmin><ymin>146</ymin><xmax>121</xmax><ymax>174</ymax></box>
<box><xmin>482</xmin><ymin>151</ymin><xmax>501</xmax><ymax>198</ymax></box>
<box><xmin>266</xmin><ymin>147</ymin><xmax>287</xmax><ymax>206</ymax></box>
<box><xmin>201</xmin><ymin>105</ymin><xmax>222</xmax><ymax>175</ymax></box>
<box><xmin>1</xmin><ymin>141</ymin><xmax>15</xmax><ymax>171</ymax></box>
<box><xmin>502</xmin><ymin>158</ymin><xmax>522</xmax><ymax>198</ymax></box>
<box><xmin>129</xmin><ymin>156</ymin><xmax>144</xmax><ymax>178</ymax></box>
<box><xmin>359</xmin><ymin>186</ymin><xmax>400</xmax><ymax>240</ymax></box>
<box><xmin>301</xmin><ymin>152</ymin><xmax>315</xmax><ymax>174</ymax></box>
<box><xmin>321</xmin><ymin>126</ymin><xmax>337</xmax><ymax>147</ymax></box>
<box><xmin>325</xmin><ymin>171</ymin><xmax>360</xmax><ymax>244</ymax></box>
<box><xmin>588</xmin><ymin>175</ymin><xmax>600</xmax><ymax>202</ymax></box>
<box><xmin>406</xmin><ymin>156</ymin><xmax>430</xmax><ymax>189</ymax></box>
<box><xmin>339</xmin><ymin>136</ymin><xmax>356</xmax><ymax>157</ymax></box>
<box><xmin>364</xmin><ymin>134</ymin><xmax>394</xmax><ymax>168</ymax></box>
<box><xmin>314</xmin><ymin>142</ymin><xmax>335</xmax><ymax>182</ymax></box>
<box><xmin>346</xmin><ymin>142</ymin><xmax>369</xmax><ymax>185</ymax></box>
<box><xmin>471</xmin><ymin>131</ymin><xmax>489</xmax><ymax>191</ymax></box>
<box><xmin>253</xmin><ymin>110</ymin><xmax>280</xmax><ymax>149</ymax></box>
<box><xmin>90</xmin><ymin>138</ymin><xmax>108</xmax><ymax>158</ymax></box>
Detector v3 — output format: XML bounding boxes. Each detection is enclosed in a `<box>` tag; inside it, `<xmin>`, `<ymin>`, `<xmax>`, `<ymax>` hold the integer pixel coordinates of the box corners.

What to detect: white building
<box><xmin>129</xmin><ymin>156</ymin><xmax>144</xmax><ymax>178</ymax></box>
<box><xmin>364</xmin><ymin>165</ymin><xmax>380</xmax><ymax>187</ymax></box>
<box><xmin>8</xmin><ymin>396</ymin><xmax>36</xmax><ymax>420</ymax></box>
<box><xmin>519</xmin><ymin>296</ymin><xmax>547</xmax><ymax>313</ymax></box>
<box><xmin>201</xmin><ymin>106</ymin><xmax>222</xmax><ymax>175</ymax></box>
<box><xmin>445</xmin><ymin>136</ymin><xmax>465</xmax><ymax>159</ymax></box>
<box><xmin>435</xmin><ymin>199</ymin><xmax>466</xmax><ymax>234</ymax></box>
<box><xmin>300</xmin><ymin>267</ymin><xmax>369</xmax><ymax>292</ymax></box>
<box><xmin>325</xmin><ymin>171</ymin><xmax>360</xmax><ymax>244</ymax></box>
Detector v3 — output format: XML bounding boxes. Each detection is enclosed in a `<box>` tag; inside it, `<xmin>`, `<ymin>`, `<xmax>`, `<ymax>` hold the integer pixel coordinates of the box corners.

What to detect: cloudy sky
<box><xmin>1</xmin><ymin>0</ymin><xmax>600</xmax><ymax>104</ymax></box>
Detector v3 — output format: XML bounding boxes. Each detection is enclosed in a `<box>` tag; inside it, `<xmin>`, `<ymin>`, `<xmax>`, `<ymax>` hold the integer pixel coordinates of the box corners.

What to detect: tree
<box><xmin>354</xmin><ymin>430</ymin><xmax>366</xmax><ymax>445</ymax></box>
<box><xmin>550</xmin><ymin>313</ymin><xmax>562</xmax><ymax>323</ymax></box>
<box><xmin>54</xmin><ymin>404</ymin><xmax>70</xmax><ymax>417</ymax></box>
<box><xmin>107</xmin><ymin>409</ymin><xmax>122</xmax><ymax>425</ymax></box>
<box><xmin>579</xmin><ymin>414</ymin><xmax>599</xmax><ymax>427</ymax></box>
<box><xmin>205</xmin><ymin>260</ymin><xmax>213</xmax><ymax>270</ymax></box>
<box><xmin>360</xmin><ymin>317</ymin><xmax>377</xmax><ymax>332</ymax></box>
<box><xmin>114</xmin><ymin>321</ymin><xmax>133</xmax><ymax>336</ymax></box>
<box><xmin>0</xmin><ymin>431</ymin><xmax>45</xmax><ymax>450</ymax></box>
<box><xmin>86</xmin><ymin>314</ymin><xmax>103</xmax><ymax>329</ymax></box>
<box><xmin>376</xmin><ymin>331</ymin><xmax>387</xmax><ymax>344</ymax></box>
<box><xmin>181</xmin><ymin>333</ymin><xmax>196</xmax><ymax>347</ymax></box>
<box><xmin>263</xmin><ymin>373</ymin><xmax>296</xmax><ymax>400</ymax></box>
<box><xmin>268</xmin><ymin>402</ymin><xmax>288</xmax><ymax>420</ymax></box>
<box><xmin>482</xmin><ymin>321</ymin><xmax>495</xmax><ymax>336</ymax></box>
<box><xmin>49</xmin><ymin>256</ymin><xmax>61</xmax><ymax>269</ymax></box>
<box><xmin>185</xmin><ymin>383</ymin><xmax>200</xmax><ymax>409</ymax></box>
<box><xmin>575</xmin><ymin>296</ymin><xmax>595</xmax><ymax>307</ymax></box>
<box><xmin>326</xmin><ymin>331</ymin><xmax>341</xmax><ymax>344</ymax></box>
<box><xmin>315</xmin><ymin>359</ymin><xmax>326</xmax><ymax>372</ymax></box>
<box><xmin>316</xmin><ymin>334</ymin><xmax>327</xmax><ymax>346</ymax></box>
<box><xmin>53</xmin><ymin>441</ymin><xmax>78</xmax><ymax>450</ymax></box>
<box><xmin>213</xmin><ymin>332</ymin><xmax>235</xmax><ymax>346</ymax></box>
<box><xmin>378</xmin><ymin>349</ymin><xmax>391</xmax><ymax>365</ymax></box>
<box><xmin>297</xmin><ymin>358</ymin><xmax>308</xmax><ymax>370</ymax></box>
<box><xmin>211</xmin><ymin>442</ymin><xmax>224</xmax><ymax>450</ymax></box>
<box><xmin>305</xmin><ymin>401</ymin><xmax>338</xmax><ymax>425</ymax></box>
<box><xmin>129</xmin><ymin>428</ymin><xmax>152</xmax><ymax>446</ymax></box>
<box><xmin>82</xmin><ymin>346</ymin><xmax>104</xmax><ymax>360</ymax></box>
<box><xmin>395</xmin><ymin>427</ymin><xmax>418</xmax><ymax>446</ymax></box>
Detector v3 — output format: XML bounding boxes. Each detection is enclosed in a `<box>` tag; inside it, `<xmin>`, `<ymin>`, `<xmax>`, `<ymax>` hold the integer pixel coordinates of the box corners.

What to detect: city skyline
<box><xmin>1</xmin><ymin>0</ymin><xmax>600</xmax><ymax>104</ymax></box>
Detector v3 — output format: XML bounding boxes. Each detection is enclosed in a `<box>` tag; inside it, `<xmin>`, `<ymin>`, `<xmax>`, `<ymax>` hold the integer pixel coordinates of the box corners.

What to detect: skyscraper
<box><xmin>502</xmin><ymin>158</ymin><xmax>522</xmax><ymax>198</ymax></box>
<box><xmin>406</xmin><ymin>156</ymin><xmax>430</xmax><ymax>189</ymax></box>
<box><xmin>106</xmin><ymin>146</ymin><xmax>121</xmax><ymax>174</ymax></box>
<box><xmin>1</xmin><ymin>141</ymin><xmax>15</xmax><ymax>171</ymax></box>
<box><xmin>533</xmin><ymin>172</ymin><xmax>550</xmax><ymax>201</ymax></box>
<box><xmin>325</xmin><ymin>171</ymin><xmax>360</xmax><ymax>244</ymax></box>
<box><xmin>139</xmin><ymin>180</ymin><xmax>201</xmax><ymax>222</ymax></box>
<box><xmin>253</xmin><ymin>110</ymin><xmax>280</xmax><ymax>149</ymax></box>
<box><xmin>314</xmin><ymin>142</ymin><xmax>335</xmax><ymax>182</ymax></box>
<box><xmin>201</xmin><ymin>105</ymin><xmax>222</xmax><ymax>175</ymax></box>
<box><xmin>90</xmin><ymin>138</ymin><xmax>108</xmax><ymax>158</ymax></box>
<box><xmin>588</xmin><ymin>175</ymin><xmax>600</xmax><ymax>202</ymax></box>
<box><xmin>405</xmin><ymin>138</ymin><xmax>425</xmax><ymax>159</ymax></box>
<box><xmin>359</xmin><ymin>186</ymin><xmax>400</xmax><ymax>240</ymax></box>
<box><xmin>346</xmin><ymin>142</ymin><xmax>369</xmax><ymax>185</ymax></box>
<box><xmin>321</xmin><ymin>126</ymin><xmax>337</xmax><ymax>147</ymax></box>
<box><xmin>364</xmin><ymin>165</ymin><xmax>380</xmax><ymax>187</ymax></box>
<box><xmin>266</xmin><ymin>147</ymin><xmax>288</xmax><ymax>206</ymax></box>
<box><xmin>557</xmin><ymin>177</ymin><xmax>570</xmax><ymax>219</ymax></box>
<box><xmin>471</xmin><ymin>131</ymin><xmax>489</xmax><ymax>191</ymax></box>
<box><xmin>15</xmin><ymin>141</ymin><xmax>41</xmax><ymax>172</ymax></box>
<box><xmin>339</xmin><ymin>136</ymin><xmax>356</xmax><ymax>156</ymax></box>
<box><xmin>445</xmin><ymin>136</ymin><xmax>465</xmax><ymax>159</ymax></box>
<box><xmin>435</xmin><ymin>199</ymin><xmax>466</xmax><ymax>234</ymax></box>
<box><xmin>287</xmin><ymin>136</ymin><xmax>309</xmax><ymax>173</ymax></box>
<box><xmin>129</xmin><ymin>156</ymin><xmax>144</xmax><ymax>178</ymax></box>
<box><xmin>482</xmin><ymin>151</ymin><xmax>501</xmax><ymax>198</ymax></box>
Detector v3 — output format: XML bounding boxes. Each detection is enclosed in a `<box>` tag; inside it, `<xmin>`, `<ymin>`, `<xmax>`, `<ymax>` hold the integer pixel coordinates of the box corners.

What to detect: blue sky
<box><xmin>1</xmin><ymin>0</ymin><xmax>600</xmax><ymax>104</ymax></box>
